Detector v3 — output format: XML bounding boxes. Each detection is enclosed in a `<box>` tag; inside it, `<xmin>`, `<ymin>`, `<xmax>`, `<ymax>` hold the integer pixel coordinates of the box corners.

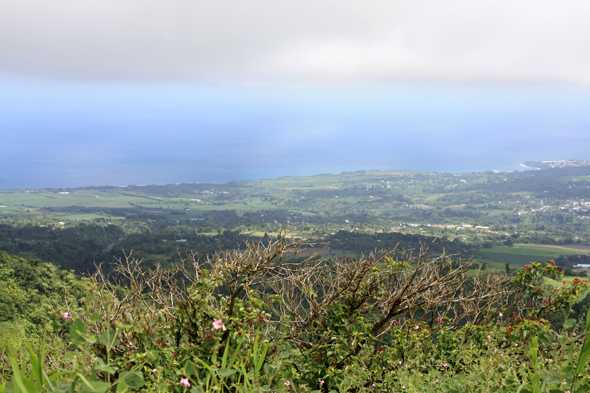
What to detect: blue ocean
<box><xmin>1</xmin><ymin>79</ymin><xmax>590</xmax><ymax>189</ymax></box>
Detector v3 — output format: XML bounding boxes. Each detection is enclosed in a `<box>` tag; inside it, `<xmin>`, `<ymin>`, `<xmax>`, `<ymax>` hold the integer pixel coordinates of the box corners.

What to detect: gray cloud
<box><xmin>1</xmin><ymin>0</ymin><xmax>589</xmax><ymax>86</ymax></box>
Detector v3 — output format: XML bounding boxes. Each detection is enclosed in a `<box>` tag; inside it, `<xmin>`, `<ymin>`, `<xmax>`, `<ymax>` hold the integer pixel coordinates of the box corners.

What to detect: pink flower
<box><xmin>180</xmin><ymin>378</ymin><xmax>190</xmax><ymax>387</ymax></box>
<box><xmin>152</xmin><ymin>369</ymin><xmax>157</xmax><ymax>373</ymax></box>
<box><xmin>284</xmin><ymin>381</ymin><xmax>291</xmax><ymax>387</ymax></box>
<box><xmin>212</xmin><ymin>319</ymin><xmax>226</xmax><ymax>331</ymax></box>
<box><xmin>320</xmin><ymin>380</ymin><xmax>324</xmax><ymax>385</ymax></box>
<box><xmin>498</xmin><ymin>312</ymin><xmax>503</xmax><ymax>317</ymax></box>
<box><xmin>443</xmin><ymin>363</ymin><xmax>448</xmax><ymax>367</ymax></box>
<box><xmin>63</xmin><ymin>312</ymin><xmax>69</xmax><ymax>319</ymax></box>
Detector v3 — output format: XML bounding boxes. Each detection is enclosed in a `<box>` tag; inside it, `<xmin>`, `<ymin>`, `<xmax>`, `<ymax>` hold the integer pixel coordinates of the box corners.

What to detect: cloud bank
<box><xmin>1</xmin><ymin>0</ymin><xmax>589</xmax><ymax>86</ymax></box>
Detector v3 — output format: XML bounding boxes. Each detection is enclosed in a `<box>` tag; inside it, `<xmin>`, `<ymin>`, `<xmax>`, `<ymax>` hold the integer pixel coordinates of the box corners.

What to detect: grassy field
<box><xmin>477</xmin><ymin>244</ymin><xmax>590</xmax><ymax>266</ymax></box>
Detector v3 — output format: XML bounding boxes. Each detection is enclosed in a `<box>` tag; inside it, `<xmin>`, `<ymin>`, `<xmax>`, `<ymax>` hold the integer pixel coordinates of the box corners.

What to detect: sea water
<box><xmin>1</xmin><ymin>79</ymin><xmax>589</xmax><ymax>189</ymax></box>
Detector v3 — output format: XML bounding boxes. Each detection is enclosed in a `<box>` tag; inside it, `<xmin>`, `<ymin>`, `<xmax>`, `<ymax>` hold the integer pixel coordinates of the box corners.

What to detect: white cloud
<box><xmin>0</xmin><ymin>0</ymin><xmax>589</xmax><ymax>86</ymax></box>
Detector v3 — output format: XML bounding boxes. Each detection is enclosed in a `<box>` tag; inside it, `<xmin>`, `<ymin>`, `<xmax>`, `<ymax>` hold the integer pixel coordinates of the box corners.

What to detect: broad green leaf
<box><xmin>116</xmin><ymin>380</ymin><xmax>128</xmax><ymax>393</ymax></box>
<box><xmin>576</xmin><ymin>384</ymin><xmax>590</xmax><ymax>393</ymax></box>
<box><xmin>81</xmin><ymin>380</ymin><xmax>110</xmax><ymax>393</ymax></box>
<box><xmin>70</xmin><ymin>319</ymin><xmax>87</xmax><ymax>343</ymax></box>
<box><xmin>217</xmin><ymin>368</ymin><xmax>237</xmax><ymax>378</ymax></box>
<box><xmin>98</xmin><ymin>330</ymin><xmax>117</xmax><ymax>348</ymax></box>
<box><xmin>93</xmin><ymin>364</ymin><xmax>116</xmax><ymax>375</ymax></box>
<box><xmin>184</xmin><ymin>360</ymin><xmax>195</xmax><ymax>377</ymax></box>
<box><xmin>53</xmin><ymin>382</ymin><xmax>74</xmax><ymax>393</ymax></box>
<box><xmin>538</xmin><ymin>332</ymin><xmax>554</xmax><ymax>346</ymax></box>
<box><xmin>263</xmin><ymin>363</ymin><xmax>277</xmax><ymax>378</ymax></box>
<box><xmin>118</xmin><ymin>371</ymin><xmax>144</xmax><ymax>389</ymax></box>
<box><xmin>565</xmin><ymin>318</ymin><xmax>577</xmax><ymax>329</ymax></box>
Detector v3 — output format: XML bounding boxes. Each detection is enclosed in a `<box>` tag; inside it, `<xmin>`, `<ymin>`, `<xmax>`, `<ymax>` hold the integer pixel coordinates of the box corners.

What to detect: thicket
<box><xmin>1</xmin><ymin>237</ymin><xmax>590</xmax><ymax>392</ymax></box>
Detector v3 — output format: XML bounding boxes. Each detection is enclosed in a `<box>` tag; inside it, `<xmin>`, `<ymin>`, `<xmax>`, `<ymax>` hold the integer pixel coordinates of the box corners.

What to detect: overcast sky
<box><xmin>1</xmin><ymin>0</ymin><xmax>590</xmax><ymax>86</ymax></box>
<box><xmin>2</xmin><ymin>0</ymin><xmax>590</xmax><ymax>188</ymax></box>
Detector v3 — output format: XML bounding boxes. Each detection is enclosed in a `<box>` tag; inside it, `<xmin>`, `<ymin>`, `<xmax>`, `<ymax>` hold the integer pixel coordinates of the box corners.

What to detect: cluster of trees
<box><xmin>0</xmin><ymin>223</ymin><xmax>125</xmax><ymax>271</ymax></box>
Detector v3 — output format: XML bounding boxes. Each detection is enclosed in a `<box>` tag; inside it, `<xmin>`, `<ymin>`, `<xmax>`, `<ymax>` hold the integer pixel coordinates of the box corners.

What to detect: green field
<box><xmin>477</xmin><ymin>244</ymin><xmax>590</xmax><ymax>266</ymax></box>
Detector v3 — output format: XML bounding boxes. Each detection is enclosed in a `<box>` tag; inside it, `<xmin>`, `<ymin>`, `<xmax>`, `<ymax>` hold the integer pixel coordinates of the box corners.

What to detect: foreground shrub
<box><xmin>1</xmin><ymin>236</ymin><xmax>590</xmax><ymax>392</ymax></box>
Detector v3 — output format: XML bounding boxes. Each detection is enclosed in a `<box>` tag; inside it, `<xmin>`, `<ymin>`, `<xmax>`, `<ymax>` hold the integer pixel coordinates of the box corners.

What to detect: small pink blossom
<box><xmin>498</xmin><ymin>312</ymin><xmax>503</xmax><ymax>317</ymax></box>
<box><xmin>320</xmin><ymin>380</ymin><xmax>324</xmax><ymax>385</ymax></box>
<box><xmin>212</xmin><ymin>319</ymin><xmax>226</xmax><ymax>331</ymax></box>
<box><xmin>180</xmin><ymin>378</ymin><xmax>190</xmax><ymax>387</ymax></box>
<box><xmin>284</xmin><ymin>381</ymin><xmax>291</xmax><ymax>387</ymax></box>
<box><xmin>152</xmin><ymin>369</ymin><xmax>157</xmax><ymax>373</ymax></box>
<box><xmin>62</xmin><ymin>312</ymin><xmax>69</xmax><ymax>319</ymax></box>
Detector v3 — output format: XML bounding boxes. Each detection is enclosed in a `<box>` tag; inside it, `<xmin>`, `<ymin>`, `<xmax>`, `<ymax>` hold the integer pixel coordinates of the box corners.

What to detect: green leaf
<box><xmin>53</xmin><ymin>382</ymin><xmax>74</xmax><ymax>393</ymax></box>
<box><xmin>90</xmin><ymin>312</ymin><xmax>100</xmax><ymax>322</ymax></box>
<box><xmin>70</xmin><ymin>319</ymin><xmax>88</xmax><ymax>343</ymax></box>
<box><xmin>116</xmin><ymin>380</ymin><xmax>128</xmax><ymax>393</ymax></box>
<box><xmin>263</xmin><ymin>363</ymin><xmax>277</xmax><ymax>378</ymax></box>
<box><xmin>565</xmin><ymin>318</ymin><xmax>577</xmax><ymax>329</ymax></box>
<box><xmin>538</xmin><ymin>332</ymin><xmax>554</xmax><ymax>346</ymax></box>
<box><xmin>118</xmin><ymin>372</ymin><xmax>144</xmax><ymax>389</ymax></box>
<box><xmin>81</xmin><ymin>380</ymin><xmax>110</xmax><ymax>393</ymax></box>
<box><xmin>98</xmin><ymin>330</ymin><xmax>117</xmax><ymax>348</ymax></box>
<box><xmin>93</xmin><ymin>364</ymin><xmax>116</xmax><ymax>375</ymax></box>
<box><xmin>217</xmin><ymin>368</ymin><xmax>237</xmax><ymax>378</ymax></box>
<box><xmin>184</xmin><ymin>360</ymin><xmax>196</xmax><ymax>377</ymax></box>
<box><xmin>576</xmin><ymin>384</ymin><xmax>590</xmax><ymax>393</ymax></box>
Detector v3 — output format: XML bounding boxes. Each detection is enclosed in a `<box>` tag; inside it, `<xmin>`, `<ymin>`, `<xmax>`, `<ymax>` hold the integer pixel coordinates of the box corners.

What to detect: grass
<box><xmin>483</xmin><ymin>244</ymin><xmax>589</xmax><ymax>257</ymax></box>
<box><xmin>477</xmin><ymin>244</ymin><xmax>590</xmax><ymax>266</ymax></box>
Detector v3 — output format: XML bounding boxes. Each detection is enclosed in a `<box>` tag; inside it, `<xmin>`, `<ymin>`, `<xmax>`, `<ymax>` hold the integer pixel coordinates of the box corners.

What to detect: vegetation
<box><xmin>1</xmin><ymin>236</ymin><xmax>590</xmax><ymax>392</ymax></box>
<box><xmin>2</xmin><ymin>163</ymin><xmax>590</xmax><ymax>391</ymax></box>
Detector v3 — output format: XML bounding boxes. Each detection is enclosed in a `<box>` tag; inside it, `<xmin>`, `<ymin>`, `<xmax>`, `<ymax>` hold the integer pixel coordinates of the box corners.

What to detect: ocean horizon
<box><xmin>2</xmin><ymin>80</ymin><xmax>589</xmax><ymax>190</ymax></box>
<box><xmin>0</xmin><ymin>157</ymin><xmax>545</xmax><ymax>190</ymax></box>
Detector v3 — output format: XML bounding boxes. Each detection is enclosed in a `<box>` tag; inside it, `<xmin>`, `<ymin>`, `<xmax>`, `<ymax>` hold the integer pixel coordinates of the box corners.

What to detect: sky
<box><xmin>1</xmin><ymin>1</ymin><xmax>590</xmax><ymax>188</ymax></box>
